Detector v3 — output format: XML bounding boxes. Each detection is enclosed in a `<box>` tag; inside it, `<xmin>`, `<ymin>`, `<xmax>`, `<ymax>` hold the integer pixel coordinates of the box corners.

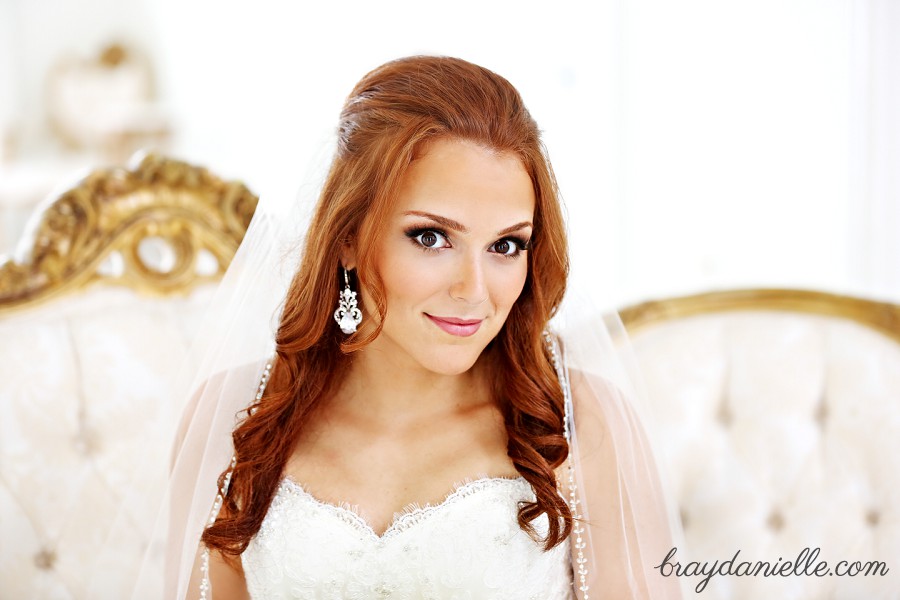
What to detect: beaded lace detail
<box><xmin>279</xmin><ymin>475</ymin><xmax>528</xmax><ymax>541</ymax></box>
<box><xmin>242</xmin><ymin>474</ymin><xmax>574</xmax><ymax>599</ymax></box>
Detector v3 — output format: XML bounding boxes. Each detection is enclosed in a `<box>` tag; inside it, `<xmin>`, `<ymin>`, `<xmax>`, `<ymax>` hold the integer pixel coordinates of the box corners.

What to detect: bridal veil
<box><xmin>91</xmin><ymin>72</ymin><xmax>684</xmax><ymax>600</ymax></box>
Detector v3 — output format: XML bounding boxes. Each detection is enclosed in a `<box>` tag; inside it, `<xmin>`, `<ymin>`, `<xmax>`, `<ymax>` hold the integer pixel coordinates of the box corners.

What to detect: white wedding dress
<box><xmin>240</xmin><ymin>475</ymin><xmax>575</xmax><ymax>599</ymax></box>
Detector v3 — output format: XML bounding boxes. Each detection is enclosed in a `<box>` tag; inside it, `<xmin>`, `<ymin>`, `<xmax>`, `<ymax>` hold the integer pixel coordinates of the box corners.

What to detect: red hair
<box><xmin>202</xmin><ymin>55</ymin><xmax>571</xmax><ymax>558</ymax></box>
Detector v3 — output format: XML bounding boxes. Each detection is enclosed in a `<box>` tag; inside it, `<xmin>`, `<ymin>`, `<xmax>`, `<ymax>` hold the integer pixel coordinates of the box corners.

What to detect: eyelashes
<box><xmin>403</xmin><ymin>226</ymin><xmax>530</xmax><ymax>259</ymax></box>
<box><xmin>490</xmin><ymin>235</ymin><xmax>531</xmax><ymax>257</ymax></box>
<box><xmin>405</xmin><ymin>227</ymin><xmax>451</xmax><ymax>251</ymax></box>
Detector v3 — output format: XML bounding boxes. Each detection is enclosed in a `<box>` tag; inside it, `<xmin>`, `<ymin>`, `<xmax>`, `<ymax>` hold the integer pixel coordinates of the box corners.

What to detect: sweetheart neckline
<box><xmin>277</xmin><ymin>475</ymin><xmax>530</xmax><ymax>541</ymax></box>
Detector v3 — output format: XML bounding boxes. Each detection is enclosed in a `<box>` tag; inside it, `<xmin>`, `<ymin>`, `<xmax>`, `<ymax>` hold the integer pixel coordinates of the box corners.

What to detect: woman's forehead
<box><xmin>394</xmin><ymin>138</ymin><xmax>535</xmax><ymax>225</ymax></box>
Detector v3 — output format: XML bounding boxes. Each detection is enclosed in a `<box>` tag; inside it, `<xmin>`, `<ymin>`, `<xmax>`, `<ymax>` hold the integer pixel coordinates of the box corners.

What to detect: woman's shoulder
<box><xmin>207</xmin><ymin>357</ymin><xmax>273</xmax><ymax>391</ymax></box>
<box><xmin>187</xmin><ymin>357</ymin><xmax>272</xmax><ymax>415</ymax></box>
<box><xmin>172</xmin><ymin>356</ymin><xmax>273</xmax><ymax>462</ymax></box>
<box><xmin>566</xmin><ymin>367</ymin><xmax>621</xmax><ymax>412</ymax></box>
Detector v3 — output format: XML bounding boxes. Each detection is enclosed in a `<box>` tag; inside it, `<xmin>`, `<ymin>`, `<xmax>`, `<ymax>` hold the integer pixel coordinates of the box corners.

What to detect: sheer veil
<box><xmin>554</xmin><ymin>305</ymin><xmax>685</xmax><ymax>598</ymax></box>
<box><xmin>90</xmin><ymin>133</ymin><xmax>684</xmax><ymax>600</ymax></box>
<box><xmin>87</xmin><ymin>145</ymin><xmax>325</xmax><ymax>599</ymax></box>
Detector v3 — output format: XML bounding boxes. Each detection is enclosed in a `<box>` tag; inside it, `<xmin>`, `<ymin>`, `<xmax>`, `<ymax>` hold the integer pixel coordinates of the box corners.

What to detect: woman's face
<box><xmin>358</xmin><ymin>137</ymin><xmax>535</xmax><ymax>376</ymax></box>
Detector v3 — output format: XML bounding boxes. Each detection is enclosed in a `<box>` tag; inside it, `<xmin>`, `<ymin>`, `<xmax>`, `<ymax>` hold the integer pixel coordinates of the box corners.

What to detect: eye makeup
<box><xmin>403</xmin><ymin>224</ymin><xmax>530</xmax><ymax>259</ymax></box>
<box><xmin>404</xmin><ymin>226</ymin><xmax>450</xmax><ymax>252</ymax></box>
<box><xmin>494</xmin><ymin>236</ymin><xmax>530</xmax><ymax>259</ymax></box>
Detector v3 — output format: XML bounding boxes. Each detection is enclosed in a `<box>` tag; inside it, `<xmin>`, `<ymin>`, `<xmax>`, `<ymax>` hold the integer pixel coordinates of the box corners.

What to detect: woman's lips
<box><xmin>425</xmin><ymin>314</ymin><xmax>483</xmax><ymax>337</ymax></box>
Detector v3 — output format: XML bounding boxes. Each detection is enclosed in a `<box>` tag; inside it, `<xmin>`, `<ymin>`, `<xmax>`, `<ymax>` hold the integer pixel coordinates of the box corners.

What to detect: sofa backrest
<box><xmin>0</xmin><ymin>154</ymin><xmax>257</xmax><ymax>599</ymax></box>
<box><xmin>622</xmin><ymin>289</ymin><xmax>900</xmax><ymax>599</ymax></box>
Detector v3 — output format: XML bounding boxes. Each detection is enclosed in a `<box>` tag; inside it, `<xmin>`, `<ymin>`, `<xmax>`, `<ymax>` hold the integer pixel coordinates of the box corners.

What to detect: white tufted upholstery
<box><xmin>625</xmin><ymin>293</ymin><xmax>900</xmax><ymax>599</ymax></box>
<box><xmin>0</xmin><ymin>155</ymin><xmax>255</xmax><ymax>599</ymax></box>
<box><xmin>0</xmin><ymin>287</ymin><xmax>215</xmax><ymax>599</ymax></box>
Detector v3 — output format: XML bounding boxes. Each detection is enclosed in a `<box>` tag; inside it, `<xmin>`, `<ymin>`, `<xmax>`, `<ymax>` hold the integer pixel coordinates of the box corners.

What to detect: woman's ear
<box><xmin>340</xmin><ymin>243</ymin><xmax>357</xmax><ymax>271</ymax></box>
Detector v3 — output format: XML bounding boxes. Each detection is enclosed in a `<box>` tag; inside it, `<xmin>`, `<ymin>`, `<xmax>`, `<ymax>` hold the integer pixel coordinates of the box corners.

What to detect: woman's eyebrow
<box><xmin>403</xmin><ymin>211</ymin><xmax>533</xmax><ymax>236</ymax></box>
<box><xmin>497</xmin><ymin>221</ymin><xmax>533</xmax><ymax>236</ymax></box>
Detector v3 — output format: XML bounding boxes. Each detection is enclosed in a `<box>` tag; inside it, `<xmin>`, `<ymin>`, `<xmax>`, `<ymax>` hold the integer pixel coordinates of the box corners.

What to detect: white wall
<box><xmin>2</xmin><ymin>0</ymin><xmax>898</xmax><ymax>307</ymax></box>
<box><xmin>147</xmin><ymin>1</ymin><xmax>606</xmax><ymax>197</ymax></box>
<box><xmin>145</xmin><ymin>0</ymin><xmax>628</xmax><ymax>305</ymax></box>
<box><xmin>615</xmin><ymin>0</ymin><xmax>855</xmax><ymax>304</ymax></box>
<box><xmin>849</xmin><ymin>0</ymin><xmax>900</xmax><ymax>302</ymax></box>
<box><xmin>0</xmin><ymin>0</ymin><xmax>20</xmax><ymax>145</ymax></box>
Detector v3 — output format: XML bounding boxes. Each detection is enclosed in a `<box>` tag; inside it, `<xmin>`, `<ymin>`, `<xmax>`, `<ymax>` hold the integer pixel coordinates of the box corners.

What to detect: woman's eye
<box><xmin>414</xmin><ymin>230</ymin><xmax>449</xmax><ymax>249</ymax></box>
<box><xmin>491</xmin><ymin>238</ymin><xmax>526</xmax><ymax>257</ymax></box>
<box><xmin>494</xmin><ymin>240</ymin><xmax>512</xmax><ymax>255</ymax></box>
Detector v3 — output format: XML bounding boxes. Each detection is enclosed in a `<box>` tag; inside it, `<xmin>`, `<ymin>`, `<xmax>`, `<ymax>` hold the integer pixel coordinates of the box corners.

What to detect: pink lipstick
<box><xmin>425</xmin><ymin>314</ymin><xmax>483</xmax><ymax>337</ymax></box>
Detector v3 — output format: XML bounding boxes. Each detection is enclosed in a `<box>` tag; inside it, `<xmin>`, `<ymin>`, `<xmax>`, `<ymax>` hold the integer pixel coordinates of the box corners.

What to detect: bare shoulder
<box><xmin>173</xmin><ymin>357</ymin><xmax>271</xmax><ymax>464</ymax></box>
<box><xmin>566</xmin><ymin>367</ymin><xmax>621</xmax><ymax>423</ymax></box>
<box><xmin>564</xmin><ymin>366</ymin><xmax>657</xmax><ymax>461</ymax></box>
<box><xmin>555</xmin><ymin>367</ymin><xmax>618</xmax><ymax>484</ymax></box>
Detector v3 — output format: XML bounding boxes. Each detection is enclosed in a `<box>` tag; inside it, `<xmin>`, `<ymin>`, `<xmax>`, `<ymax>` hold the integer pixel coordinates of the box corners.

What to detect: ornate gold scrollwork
<box><xmin>619</xmin><ymin>288</ymin><xmax>900</xmax><ymax>343</ymax></box>
<box><xmin>0</xmin><ymin>153</ymin><xmax>258</xmax><ymax>314</ymax></box>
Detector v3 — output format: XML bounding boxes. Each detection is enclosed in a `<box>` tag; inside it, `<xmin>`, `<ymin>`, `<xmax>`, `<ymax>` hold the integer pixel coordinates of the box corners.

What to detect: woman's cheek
<box><xmin>381</xmin><ymin>248</ymin><xmax>444</xmax><ymax>303</ymax></box>
<box><xmin>495</xmin><ymin>261</ymin><xmax>529</xmax><ymax>309</ymax></box>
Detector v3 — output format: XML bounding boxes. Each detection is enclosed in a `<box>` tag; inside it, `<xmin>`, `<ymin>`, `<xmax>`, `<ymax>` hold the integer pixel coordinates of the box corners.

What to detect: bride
<box><xmin>153</xmin><ymin>55</ymin><xmax>681</xmax><ymax>600</ymax></box>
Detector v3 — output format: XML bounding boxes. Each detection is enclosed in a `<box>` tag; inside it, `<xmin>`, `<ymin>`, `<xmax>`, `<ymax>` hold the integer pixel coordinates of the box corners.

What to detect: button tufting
<box><xmin>766</xmin><ymin>510</ymin><xmax>784</xmax><ymax>532</ymax></box>
<box><xmin>814</xmin><ymin>399</ymin><xmax>828</xmax><ymax>426</ymax></box>
<box><xmin>865</xmin><ymin>509</ymin><xmax>880</xmax><ymax>527</ymax></box>
<box><xmin>717</xmin><ymin>400</ymin><xmax>732</xmax><ymax>427</ymax></box>
<box><xmin>73</xmin><ymin>427</ymin><xmax>100</xmax><ymax>456</ymax></box>
<box><xmin>34</xmin><ymin>548</ymin><xmax>56</xmax><ymax>570</ymax></box>
<box><xmin>679</xmin><ymin>508</ymin><xmax>690</xmax><ymax>530</ymax></box>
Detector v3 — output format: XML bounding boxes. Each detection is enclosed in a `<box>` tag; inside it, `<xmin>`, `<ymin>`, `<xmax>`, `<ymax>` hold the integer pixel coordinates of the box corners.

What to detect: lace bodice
<box><xmin>241</xmin><ymin>476</ymin><xmax>575</xmax><ymax>599</ymax></box>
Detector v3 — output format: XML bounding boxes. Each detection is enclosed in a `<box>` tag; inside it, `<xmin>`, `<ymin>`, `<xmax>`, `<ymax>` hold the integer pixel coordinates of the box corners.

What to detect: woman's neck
<box><xmin>334</xmin><ymin>348</ymin><xmax>493</xmax><ymax>426</ymax></box>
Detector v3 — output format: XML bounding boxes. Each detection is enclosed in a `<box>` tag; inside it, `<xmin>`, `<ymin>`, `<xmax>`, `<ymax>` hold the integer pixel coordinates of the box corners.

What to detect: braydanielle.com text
<box><xmin>655</xmin><ymin>547</ymin><xmax>890</xmax><ymax>593</ymax></box>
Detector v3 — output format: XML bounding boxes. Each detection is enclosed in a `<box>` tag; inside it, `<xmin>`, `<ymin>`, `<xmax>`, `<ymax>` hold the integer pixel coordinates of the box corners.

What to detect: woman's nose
<box><xmin>449</xmin><ymin>254</ymin><xmax>488</xmax><ymax>305</ymax></box>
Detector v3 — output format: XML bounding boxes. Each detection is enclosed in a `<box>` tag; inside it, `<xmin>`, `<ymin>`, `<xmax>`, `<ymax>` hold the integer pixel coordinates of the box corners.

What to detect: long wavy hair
<box><xmin>202</xmin><ymin>55</ymin><xmax>571</xmax><ymax>559</ymax></box>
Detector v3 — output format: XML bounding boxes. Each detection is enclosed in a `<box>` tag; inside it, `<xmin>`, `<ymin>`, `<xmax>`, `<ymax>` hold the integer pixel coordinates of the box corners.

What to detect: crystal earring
<box><xmin>334</xmin><ymin>268</ymin><xmax>363</xmax><ymax>334</ymax></box>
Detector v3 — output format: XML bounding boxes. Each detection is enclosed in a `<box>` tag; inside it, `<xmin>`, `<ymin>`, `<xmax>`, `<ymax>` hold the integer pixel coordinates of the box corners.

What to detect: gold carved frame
<box><xmin>0</xmin><ymin>153</ymin><xmax>258</xmax><ymax>314</ymax></box>
<box><xmin>619</xmin><ymin>288</ymin><xmax>900</xmax><ymax>344</ymax></box>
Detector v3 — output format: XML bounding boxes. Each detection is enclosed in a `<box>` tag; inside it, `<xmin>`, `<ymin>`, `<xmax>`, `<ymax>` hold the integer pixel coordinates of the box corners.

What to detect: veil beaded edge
<box><xmin>546</xmin><ymin>331</ymin><xmax>591</xmax><ymax>598</ymax></box>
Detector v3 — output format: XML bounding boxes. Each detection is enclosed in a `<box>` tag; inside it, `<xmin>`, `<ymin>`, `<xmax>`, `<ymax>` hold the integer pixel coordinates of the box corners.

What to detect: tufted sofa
<box><xmin>621</xmin><ymin>289</ymin><xmax>900</xmax><ymax>600</ymax></box>
<box><xmin>0</xmin><ymin>154</ymin><xmax>257</xmax><ymax>599</ymax></box>
<box><xmin>4</xmin><ymin>161</ymin><xmax>898</xmax><ymax>600</ymax></box>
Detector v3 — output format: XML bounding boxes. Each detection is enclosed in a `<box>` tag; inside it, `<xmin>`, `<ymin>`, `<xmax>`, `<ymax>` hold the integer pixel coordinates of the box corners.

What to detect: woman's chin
<box><xmin>420</xmin><ymin>349</ymin><xmax>484</xmax><ymax>377</ymax></box>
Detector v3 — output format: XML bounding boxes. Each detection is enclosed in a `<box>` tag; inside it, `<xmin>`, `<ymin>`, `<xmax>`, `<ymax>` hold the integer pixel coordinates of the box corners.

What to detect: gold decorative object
<box><xmin>0</xmin><ymin>153</ymin><xmax>258</xmax><ymax>314</ymax></box>
<box><xmin>619</xmin><ymin>288</ymin><xmax>900</xmax><ymax>343</ymax></box>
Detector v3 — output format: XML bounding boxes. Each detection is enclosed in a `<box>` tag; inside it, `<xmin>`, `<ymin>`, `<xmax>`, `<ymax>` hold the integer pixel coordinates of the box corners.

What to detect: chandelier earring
<box><xmin>334</xmin><ymin>268</ymin><xmax>363</xmax><ymax>334</ymax></box>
